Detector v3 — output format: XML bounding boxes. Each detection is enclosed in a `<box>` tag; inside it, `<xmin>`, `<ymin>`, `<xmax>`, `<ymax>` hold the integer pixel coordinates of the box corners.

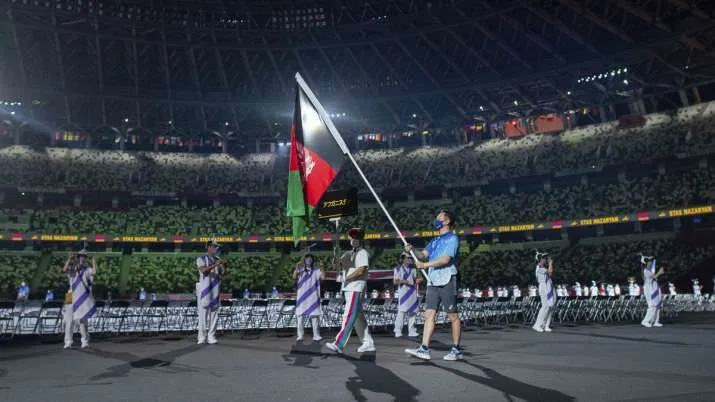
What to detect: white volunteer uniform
<box><xmin>65</xmin><ymin>263</ymin><xmax>96</xmax><ymax>348</ymax></box>
<box><xmin>668</xmin><ymin>283</ymin><xmax>677</xmax><ymax>295</ymax></box>
<box><xmin>393</xmin><ymin>263</ymin><xmax>419</xmax><ymax>337</ymax></box>
<box><xmin>641</xmin><ymin>259</ymin><xmax>663</xmax><ymax>327</ymax></box>
<box><xmin>196</xmin><ymin>254</ymin><xmax>223</xmax><ymax>343</ymax></box>
<box><xmin>606</xmin><ymin>284</ymin><xmax>615</xmax><ymax>297</ymax></box>
<box><xmin>534</xmin><ymin>263</ymin><xmax>555</xmax><ymax>331</ymax></box>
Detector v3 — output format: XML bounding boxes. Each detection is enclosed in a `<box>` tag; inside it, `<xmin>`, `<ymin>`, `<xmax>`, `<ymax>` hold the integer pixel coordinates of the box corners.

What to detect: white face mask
<box><xmin>350</xmin><ymin>239</ymin><xmax>360</xmax><ymax>249</ymax></box>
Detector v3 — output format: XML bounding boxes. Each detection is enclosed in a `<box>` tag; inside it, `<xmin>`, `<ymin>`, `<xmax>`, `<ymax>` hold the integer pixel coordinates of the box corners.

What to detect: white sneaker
<box><xmin>544</xmin><ymin>327</ymin><xmax>552</xmax><ymax>332</ymax></box>
<box><xmin>357</xmin><ymin>343</ymin><xmax>376</xmax><ymax>353</ymax></box>
<box><xmin>312</xmin><ymin>336</ymin><xmax>322</xmax><ymax>342</ymax></box>
<box><xmin>325</xmin><ymin>342</ymin><xmax>342</xmax><ymax>354</ymax></box>
<box><xmin>641</xmin><ymin>321</ymin><xmax>652</xmax><ymax>328</ymax></box>
<box><xmin>653</xmin><ymin>322</ymin><xmax>663</xmax><ymax>327</ymax></box>
<box><xmin>63</xmin><ymin>343</ymin><xmax>72</xmax><ymax>349</ymax></box>
<box><xmin>532</xmin><ymin>325</ymin><xmax>544</xmax><ymax>333</ymax></box>
<box><xmin>394</xmin><ymin>333</ymin><xmax>403</xmax><ymax>338</ymax></box>
<box><xmin>207</xmin><ymin>338</ymin><xmax>218</xmax><ymax>345</ymax></box>
<box><xmin>407</xmin><ymin>333</ymin><xmax>420</xmax><ymax>337</ymax></box>
<box><xmin>81</xmin><ymin>343</ymin><xmax>89</xmax><ymax>349</ymax></box>
<box><xmin>296</xmin><ymin>336</ymin><xmax>303</xmax><ymax>342</ymax></box>
<box><xmin>197</xmin><ymin>338</ymin><xmax>206</xmax><ymax>345</ymax></box>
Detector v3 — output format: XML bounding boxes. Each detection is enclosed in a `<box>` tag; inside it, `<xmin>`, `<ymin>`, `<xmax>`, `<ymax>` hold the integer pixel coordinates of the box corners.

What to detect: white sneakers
<box><xmin>532</xmin><ymin>325</ymin><xmax>544</xmax><ymax>333</ymax></box>
<box><xmin>207</xmin><ymin>338</ymin><xmax>218</xmax><ymax>345</ymax></box>
<box><xmin>324</xmin><ymin>342</ymin><xmax>342</xmax><ymax>354</ymax></box>
<box><xmin>544</xmin><ymin>327</ymin><xmax>552</xmax><ymax>332</ymax></box>
<box><xmin>357</xmin><ymin>343</ymin><xmax>376</xmax><ymax>353</ymax></box>
<box><xmin>653</xmin><ymin>322</ymin><xmax>663</xmax><ymax>327</ymax></box>
<box><xmin>297</xmin><ymin>336</ymin><xmax>323</xmax><ymax>342</ymax></box>
<box><xmin>64</xmin><ymin>343</ymin><xmax>89</xmax><ymax>349</ymax></box>
<box><xmin>325</xmin><ymin>341</ymin><xmax>375</xmax><ymax>354</ymax></box>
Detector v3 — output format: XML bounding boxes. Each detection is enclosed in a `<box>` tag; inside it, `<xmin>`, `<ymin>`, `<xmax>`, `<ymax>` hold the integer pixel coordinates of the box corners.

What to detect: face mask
<box><xmin>433</xmin><ymin>218</ymin><xmax>444</xmax><ymax>230</ymax></box>
<box><xmin>350</xmin><ymin>239</ymin><xmax>360</xmax><ymax>249</ymax></box>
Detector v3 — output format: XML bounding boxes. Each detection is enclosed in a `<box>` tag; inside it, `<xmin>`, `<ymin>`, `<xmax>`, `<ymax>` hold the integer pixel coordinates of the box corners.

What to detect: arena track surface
<box><xmin>1</xmin><ymin>314</ymin><xmax>714</xmax><ymax>402</ymax></box>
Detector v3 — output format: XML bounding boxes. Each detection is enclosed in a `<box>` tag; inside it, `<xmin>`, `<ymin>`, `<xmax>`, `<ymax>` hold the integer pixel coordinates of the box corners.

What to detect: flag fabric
<box><xmin>287</xmin><ymin>85</ymin><xmax>347</xmax><ymax>245</ymax></box>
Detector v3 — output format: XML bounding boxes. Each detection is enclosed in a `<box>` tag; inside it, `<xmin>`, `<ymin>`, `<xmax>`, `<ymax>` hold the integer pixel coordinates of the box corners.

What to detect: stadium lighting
<box><xmin>168</xmin><ymin>120</ymin><xmax>173</xmax><ymax>125</ymax></box>
<box><xmin>479</xmin><ymin>106</ymin><xmax>484</xmax><ymax>111</ymax></box>
<box><xmin>513</xmin><ymin>100</ymin><xmax>518</xmax><ymax>106</ymax></box>
<box><xmin>10</xmin><ymin>111</ymin><xmax>15</xmax><ymax>115</ymax></box>
<box><xmin>123</xmin><ymin>118</ymin><xmax>129</xmax><ymax>123</ymax></box>
<box><xmin>224</xmin><ymin>122</ymin><xmax>229</xmax><ymax>126</ymax></box>
<box><xmin>567</xmin><ymin>91</ymin><xmax>571</xmax><ymax>95</ymax></box>
<box><xmin>412</xmin><ymin>113</ymin><xmax>417</xmax><ymax>118</ymax></box>
<box><xmin>342</xmin><ymin>113</ymin><xmax>346</xmax><ymax>117</ymax></box>
<box><xmin>623</xmin><ymin>79</ymin><xmax>629</xmax><ymax>85</ymax></box>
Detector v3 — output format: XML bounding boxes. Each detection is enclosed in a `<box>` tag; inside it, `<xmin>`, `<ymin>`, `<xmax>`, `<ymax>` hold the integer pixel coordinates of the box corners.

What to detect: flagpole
<box><xmin>295</xmin><ymin>73</ymin><xmax>431</xmax><ymax>285</ymax></box>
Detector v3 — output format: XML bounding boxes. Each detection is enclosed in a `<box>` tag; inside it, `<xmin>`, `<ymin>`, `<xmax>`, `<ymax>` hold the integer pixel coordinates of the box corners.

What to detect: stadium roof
<box><xmin>1</xmin><ymin>0</ymin><xmax>714</xmax><ymax>140</ymax></box>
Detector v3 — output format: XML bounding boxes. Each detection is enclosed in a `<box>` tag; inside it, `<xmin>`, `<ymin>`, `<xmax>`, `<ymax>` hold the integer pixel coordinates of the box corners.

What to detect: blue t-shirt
<box><xmin>425</xmin><ymin>232</ymin><xmax>459</xmax><ymax>286</ymax></box>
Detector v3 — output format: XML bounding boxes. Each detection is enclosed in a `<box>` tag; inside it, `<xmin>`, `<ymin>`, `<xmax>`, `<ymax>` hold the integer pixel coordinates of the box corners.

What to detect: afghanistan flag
<box><xmin>286</xmin><ymin>84</ymin><xmax>347</xmax><ymax>245</ymax></box>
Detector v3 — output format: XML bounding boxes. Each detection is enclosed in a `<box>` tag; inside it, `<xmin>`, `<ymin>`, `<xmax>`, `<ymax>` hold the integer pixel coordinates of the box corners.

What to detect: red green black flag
<box><xmin>286</xmin><ymin>84</ymin><xmax>347</xmax><ymax>245</ymax></box>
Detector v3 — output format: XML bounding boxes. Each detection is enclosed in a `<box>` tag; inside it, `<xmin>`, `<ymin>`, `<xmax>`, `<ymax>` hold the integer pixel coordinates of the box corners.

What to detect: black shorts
<box><xmin>425</xmin><ymin>275</ymin><xmax>458</xmax><ymax>313</ymax></box>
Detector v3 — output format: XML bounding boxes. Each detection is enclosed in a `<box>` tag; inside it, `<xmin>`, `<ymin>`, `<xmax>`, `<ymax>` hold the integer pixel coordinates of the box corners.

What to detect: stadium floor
<box><xmin>1</xmin><ymin>314</ymin><xmax>714</xmax><ymax>402</ymax></box>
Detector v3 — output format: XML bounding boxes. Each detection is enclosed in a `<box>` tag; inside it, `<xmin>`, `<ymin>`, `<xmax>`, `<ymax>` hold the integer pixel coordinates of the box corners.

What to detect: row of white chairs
<box><xmin>1</xmin><ymin>294</ymin><xmax>713</xmax><ymax>339</ymax></box>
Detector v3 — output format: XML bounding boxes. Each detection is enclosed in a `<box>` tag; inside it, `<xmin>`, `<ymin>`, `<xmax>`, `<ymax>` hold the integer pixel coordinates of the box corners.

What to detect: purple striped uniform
<box><xmin>296</xmin><ymin>267</ymin><xmax>322</xmax><ymax>316</ymax></box>
<box><xmin>68</xmin><ymin>264</ymin><xmax>96</xmax><ymax>321</ymax></box>
<box><xmin>394</xmin><ymin>264</ymin><xmax>418</xmax><ymax>313</ymax></box>
<box><xmin>197</xmin><ymin>255</ymin><xmax>221</xmax><ymax>310</ymax></box>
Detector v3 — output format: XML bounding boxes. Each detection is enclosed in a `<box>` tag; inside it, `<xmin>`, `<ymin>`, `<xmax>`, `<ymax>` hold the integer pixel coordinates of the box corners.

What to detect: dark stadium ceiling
<box><xmin>1</xmin><ymin>0</ymin><xmax>714</xmax><ymax>140</ymax></box>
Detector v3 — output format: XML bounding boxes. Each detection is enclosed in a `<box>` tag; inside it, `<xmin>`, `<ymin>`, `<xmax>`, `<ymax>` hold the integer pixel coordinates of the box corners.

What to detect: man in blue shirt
<box><xmin>404</xmin><ymin>210</ymin><xmax>463</xmax><ymax>361</ymax></box>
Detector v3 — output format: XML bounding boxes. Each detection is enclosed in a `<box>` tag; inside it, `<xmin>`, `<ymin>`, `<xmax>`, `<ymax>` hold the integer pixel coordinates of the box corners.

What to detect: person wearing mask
<box><xmin>325</xmin><ymin>228</ymin><xmax>375</xmax><ymax>354</ymax></box>
<box><xmin>404</xmin><ymin>210</ymin><xmax>463</xmax><ymax>361</ymax></box>
<box><xmin>641</xmin><ymin>256</ymin><xmax>664</xmax><ymax>328</ymax></box>
<box><xmin>63</xmin><ymin>249</ymin><xmax>97</xmax><ymax>349</ymax></box>
<box><xmin>196</xmin><ymin>240</ymin><xmax>226</xmax><ymax>345</ymax></box>
<box><xmin>393</xmin><ymin>252</ymin><xmax>421</xmax><ymax>338</ymax></box>
<box><xmin>293</xmin><ymin>253</ymin><xmax>324</xmax><ymax>342</ymax></box>
<box><xmin>532</xmin><ymin>252</ymin><xmax>555</xmax><ymax>333</ymax></box>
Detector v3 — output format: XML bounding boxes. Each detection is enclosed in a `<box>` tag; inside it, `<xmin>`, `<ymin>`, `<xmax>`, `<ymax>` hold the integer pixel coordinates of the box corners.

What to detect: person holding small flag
<box><xmin>196</xmin><ymin>240</ymin><xmax>226</xmax><ymax>345</ymax></box>
<box><xmin>533</xmin><ymin>251</ymin><xmax>555</xmax><ymax>333</ymax></box>
<box><xmin>293</xmin><ymin>253</ymin><xmax>324</xmax><ymax>342</ymax></box>
<box><xmin>393</xmin><ymin>252</ymin><xmax>422</xmax><ymax>338</ymax></box>
<box><xmin>63</xmin><ymin>249</ymin><xmax>97</xmax><ymax>349</ymax></box>
<box><xmin>641</xmin><ymin>255</ymin><xmax>664</xmax><ymax>328</ymax></box>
